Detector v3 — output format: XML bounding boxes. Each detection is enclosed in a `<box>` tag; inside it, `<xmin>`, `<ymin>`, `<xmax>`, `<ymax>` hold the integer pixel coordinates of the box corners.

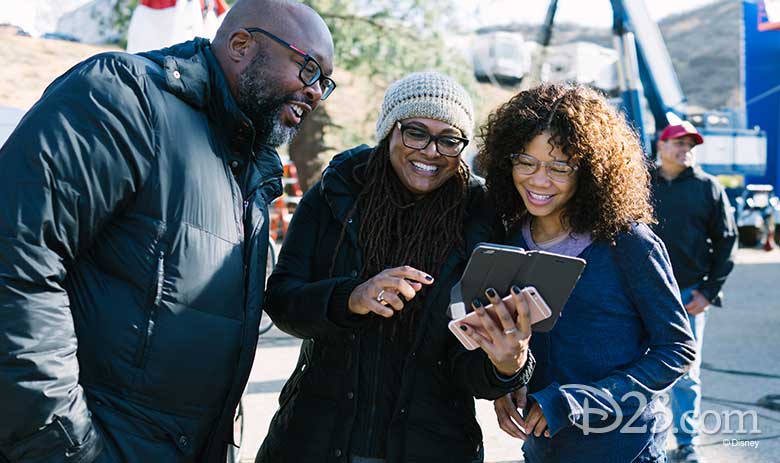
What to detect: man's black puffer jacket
<box><xmin>0</xmin><ymin>38</ymin><xmax>281</xmax><ymax>462</ymax></box>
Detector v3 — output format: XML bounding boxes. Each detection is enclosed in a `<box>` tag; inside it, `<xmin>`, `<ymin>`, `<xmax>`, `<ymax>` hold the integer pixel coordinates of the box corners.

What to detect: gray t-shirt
<box><xmin>521</xmin><ymin>219</ymin><xmax>593</xmax><ymax>257</ymax></box>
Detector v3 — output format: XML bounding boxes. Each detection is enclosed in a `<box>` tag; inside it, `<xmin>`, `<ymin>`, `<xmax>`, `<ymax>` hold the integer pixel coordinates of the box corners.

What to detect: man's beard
<box><xmin>236</xmin><ymin>55</ymin><xmax>302</xmax><ymax>147</ymax></box>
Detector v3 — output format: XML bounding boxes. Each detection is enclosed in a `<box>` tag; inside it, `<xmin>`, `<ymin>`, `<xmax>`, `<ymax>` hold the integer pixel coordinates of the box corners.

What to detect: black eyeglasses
<box><xmin>509</xmin><ymin>152</ymin><xmax>578</xmax><ymax>182</ymax></box>
<box><xmin>244</xmin><ymin>27</ymin><xmax>336</xmax><ymax>100</ymax></box>
<box><xmin>396</xmin><ymin>122</ymin><xmax>469</xmax><ymax>157</ymax></box>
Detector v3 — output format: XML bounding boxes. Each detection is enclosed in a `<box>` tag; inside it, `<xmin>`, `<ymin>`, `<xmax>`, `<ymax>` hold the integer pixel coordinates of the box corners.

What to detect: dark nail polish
<box><xmin>472</xmin><ymin>298</ymin><xmax>483</xmax><ymax>309</ymax></box>
<box><xmin>511</xmin><ymin>285</ymin><xmax>521</xmax><ymax>295</ymax></box>
<box><xmin>486</xmin><ymin>288</ymin><xmax>497</xmax><ymax>298</ymax></box>
<box><xmin>460</xmin><ymin>325</ymin><xmax>468</xmax><ymax>331</ymax></box>
<box><xmin>425</xmin><ymin>275</ymin><xmax>433</xmax><ymax>282</ymax></box>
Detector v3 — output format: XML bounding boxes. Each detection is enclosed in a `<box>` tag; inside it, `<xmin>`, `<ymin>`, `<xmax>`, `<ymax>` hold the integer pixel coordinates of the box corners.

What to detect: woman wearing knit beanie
<box><xmin>256</xmin><ymin>71</ymin><xmax>534</xmax><ymax>463</ymax></box>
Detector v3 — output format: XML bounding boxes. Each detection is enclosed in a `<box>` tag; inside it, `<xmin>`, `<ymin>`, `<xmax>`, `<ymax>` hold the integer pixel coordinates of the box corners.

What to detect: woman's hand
<box><xmin>494</xmin><ymin>387</ymin><xmax>528</xmax><ymax>440</ymax></box>
<box><xmin>525</xmin><ymin>402</ymin><xmax>550</xmax><ymax>438</ymax></box>
<box><xmin>461</xmin><ymin>285</ymin><xmax>532</xmax><ymax>376</ymax></box>
<box><xmin>347</xmin><ymin>266</ymin><xmax>434</xmax><ymax>318</ymax></box>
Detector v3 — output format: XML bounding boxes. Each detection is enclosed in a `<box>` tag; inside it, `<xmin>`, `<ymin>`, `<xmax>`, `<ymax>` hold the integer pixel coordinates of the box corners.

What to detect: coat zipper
<box><xmin>135</xmin><ymin>250</ymin><xmax>165</xmax><ymax>367</ymax></box>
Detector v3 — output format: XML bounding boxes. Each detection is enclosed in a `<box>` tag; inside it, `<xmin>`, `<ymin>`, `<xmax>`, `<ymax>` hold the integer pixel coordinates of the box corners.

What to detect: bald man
<box><xmin>0</xmin><ymin>1</ymin><xmax>334</xmax><ymax>462</ymax></box>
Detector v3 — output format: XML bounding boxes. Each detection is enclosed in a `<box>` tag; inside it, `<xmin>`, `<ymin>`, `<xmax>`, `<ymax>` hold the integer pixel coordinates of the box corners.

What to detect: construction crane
<box><xmin>528</xmin><ymin>0</ymin><xmax>688</xmax><ymax>152</ymax></box>
<box><xmin>529</xmin><ymin>0</ymin><xmax>766</xmax><ymax>181</ymax></box>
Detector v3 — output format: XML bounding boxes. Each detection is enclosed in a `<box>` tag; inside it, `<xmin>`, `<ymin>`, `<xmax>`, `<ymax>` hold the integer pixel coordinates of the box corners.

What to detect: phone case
<box><xmin>448</xmin><ymin>242</ymin><xmax>586</xmax><ymax>343</ymax></box>
<box><xmin>447</xmin><ymin>287</ymin><xmax>553</xmax><ymax>350</ymax></box>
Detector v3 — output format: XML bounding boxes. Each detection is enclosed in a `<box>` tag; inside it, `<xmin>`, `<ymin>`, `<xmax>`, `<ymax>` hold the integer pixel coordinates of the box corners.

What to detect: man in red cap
<box><xmin>651</xmin><ymin>122</ymin><xmax>737</xmax><ymax>463</ymax></box>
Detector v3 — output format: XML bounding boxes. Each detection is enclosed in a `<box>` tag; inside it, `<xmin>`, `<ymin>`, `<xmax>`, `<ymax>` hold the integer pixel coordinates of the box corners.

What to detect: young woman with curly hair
<box><xmin>479</xmin><ymin>83</ymin><xmax>696</xmax><ymax>463</ymax></box>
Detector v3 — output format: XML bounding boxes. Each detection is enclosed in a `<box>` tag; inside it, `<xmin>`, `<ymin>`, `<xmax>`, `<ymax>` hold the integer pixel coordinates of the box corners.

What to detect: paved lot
<box><xmin>238</xmin><ymin>248</ymin><xmax>780</xmax><ymax>462</ymax></box>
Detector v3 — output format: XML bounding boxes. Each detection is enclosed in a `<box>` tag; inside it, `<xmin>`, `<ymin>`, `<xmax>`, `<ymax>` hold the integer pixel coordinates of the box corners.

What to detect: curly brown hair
<box><xmin>476</xmin><ymin>82</ymin><xmax>655</xmax><ymax>241</ymax></box>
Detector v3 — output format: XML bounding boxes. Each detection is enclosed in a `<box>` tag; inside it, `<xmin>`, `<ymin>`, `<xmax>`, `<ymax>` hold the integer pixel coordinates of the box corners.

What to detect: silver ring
<box><xmin>376</xmin><ymin>289</ymin><xmax>386</xmax><ymax>303</ymax></box>
<box><xmin>503</xmin><ymin>328</ymin><xmax>518</xmax><ymax>335</ymax></box>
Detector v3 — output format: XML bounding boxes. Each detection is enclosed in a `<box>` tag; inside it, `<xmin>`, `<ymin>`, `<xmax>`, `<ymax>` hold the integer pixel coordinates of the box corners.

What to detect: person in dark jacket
<box><xmin>483</xmin><ymin>84</ymin><xmax>696</xmax><ymax>463</ymax></box>
<box><xmin>0</xmin><ymin>1</ymin><xmax>335</xmax><ymax>462</ymax></box>
<box><xmin>255</xmin><ymin>71</ymin><xmax>535</xmax><ymax>463</ymax></box>
<box><xmin>651</xmin><ymin>122</ymin><xmax>738</xmax><ymax>463</ymax></box>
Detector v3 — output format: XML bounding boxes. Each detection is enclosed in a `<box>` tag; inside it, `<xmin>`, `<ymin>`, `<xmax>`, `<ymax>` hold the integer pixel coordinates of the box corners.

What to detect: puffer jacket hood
<box><xmin>141</xmin><ymin>39</ymin><xmax>211</xmax><ymax>108</ymax></box>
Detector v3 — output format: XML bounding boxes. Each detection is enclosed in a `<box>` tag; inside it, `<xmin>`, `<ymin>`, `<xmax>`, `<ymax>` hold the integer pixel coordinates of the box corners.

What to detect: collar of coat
<box><xmin>139</xmin><ymin>38</ymin><xmax>263</xmax><ymax>157</ymax></box>
<box><xmin>652</xmin><ymin>165</ymin><xmax>698</xmax><ymax>183</ymax></box>
<box><xmin>139</xmin><ymin>39</ymin><xmax>284</xmax><ymax>202</ymax></box>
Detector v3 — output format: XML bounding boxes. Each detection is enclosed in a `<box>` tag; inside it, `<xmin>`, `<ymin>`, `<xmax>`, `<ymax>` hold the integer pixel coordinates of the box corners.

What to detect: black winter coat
<box><xmin>650</xmin><ymin>166</ymin><xmax>737</xmax><ymax>305</ymax></box>
<box><xmin>0</xmin><ymin>39</ymin><xmax>281</xmax><ymax>462</ymax></box>
<box><xmin>256</xmin><ymin>146</ymin><xmax>531</xmax><ymax>463</ymax></box>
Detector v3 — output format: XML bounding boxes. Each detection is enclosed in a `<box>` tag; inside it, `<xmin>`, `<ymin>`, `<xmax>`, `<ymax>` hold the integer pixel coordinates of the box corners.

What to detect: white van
<box><xmin>472</xmin><ymin>31</ymin><xmax>530</xmax><ymax>84</ymax></box>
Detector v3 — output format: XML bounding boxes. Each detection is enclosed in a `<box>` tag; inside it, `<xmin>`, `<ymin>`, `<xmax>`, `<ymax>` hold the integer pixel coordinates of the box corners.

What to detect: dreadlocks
<box><xmin>330</xmin><ymin>139</ymin><xmax>471</xmax><ymax>336</ymax></box>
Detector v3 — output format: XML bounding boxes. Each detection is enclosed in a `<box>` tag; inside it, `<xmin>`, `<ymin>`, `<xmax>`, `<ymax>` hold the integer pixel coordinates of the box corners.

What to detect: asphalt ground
<box><xmin>238</xmin><ymin>247</ymin><xmax>780</xmax><ymax>462</ymax></box>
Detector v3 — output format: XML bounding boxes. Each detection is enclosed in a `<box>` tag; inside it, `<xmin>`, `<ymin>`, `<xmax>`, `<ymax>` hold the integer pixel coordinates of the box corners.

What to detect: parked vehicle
<box><xmin>41</xmin><ymin>32</ymin><xmax>80</xmax><ymax>42</ymax></box>
<box><xmin>472</xmin><ymin>31</ymin><xmax>530</xmax><ymax>85</ymax></box>
<box><xmin>541</xmin><ymin>41</ymin><xmax>619</xmax><ymax>93</ymax></box>
<box><xmin>733</xmin><ymin>184</ymin><xmax>780</xmax><ymax>247</ymax></box>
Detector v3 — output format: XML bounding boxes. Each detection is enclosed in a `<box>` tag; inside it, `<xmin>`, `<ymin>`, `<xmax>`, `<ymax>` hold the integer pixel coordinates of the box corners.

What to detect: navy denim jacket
<box><xmin>512</xmin><ymin>223</ymin><xmax>696</xmax><ymax>463</ymax></box>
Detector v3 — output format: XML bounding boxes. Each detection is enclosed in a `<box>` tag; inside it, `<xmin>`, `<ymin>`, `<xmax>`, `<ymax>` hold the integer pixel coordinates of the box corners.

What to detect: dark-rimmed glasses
<box><xmin>509</xmin><ymin>152</ymin><xmax>578</xmax><ymax>182</ymax></box>
<box><xmin>397</xmin><ymin>122</ymin><xmax>469</xmax><ymax>157</ymax></box>
<box><xmin>244</xmin><ymin>27</ymin><xmax>336</xmax><ymax>100</ymax></box>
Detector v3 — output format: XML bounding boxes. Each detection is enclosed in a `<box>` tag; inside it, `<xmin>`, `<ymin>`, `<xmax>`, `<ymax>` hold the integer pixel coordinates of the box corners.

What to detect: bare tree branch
<box><xmin>319</xmin><ymin>12</ymin><xmax>420</xmax><ymax>40</ymax></box>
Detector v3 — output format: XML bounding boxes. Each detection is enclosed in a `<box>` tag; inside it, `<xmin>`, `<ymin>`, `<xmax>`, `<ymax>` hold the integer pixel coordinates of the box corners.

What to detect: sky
<box><xmin>0</xmin><ymin>0</ymin><xmax>724</xmax><ymax>37</ymax></box>
<box><xmin>460</xmin><ymin>0</ymin><xmax>721</xmax><ymax>29</ymax></box>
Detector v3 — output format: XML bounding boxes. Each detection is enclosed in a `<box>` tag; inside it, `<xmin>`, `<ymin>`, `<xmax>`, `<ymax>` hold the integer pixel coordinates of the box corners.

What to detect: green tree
<box><xmin>104</xmin><ymin>0</ymin><xmax>136</xmax><ymax>48</ymax></box>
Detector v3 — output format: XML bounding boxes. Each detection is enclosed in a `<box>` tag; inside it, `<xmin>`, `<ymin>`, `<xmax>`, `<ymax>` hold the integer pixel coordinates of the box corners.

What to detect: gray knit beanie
<box><xmin>375</xmin><ymin>71</ymin><xmax>475</xmax><ymax>143</ymax></box>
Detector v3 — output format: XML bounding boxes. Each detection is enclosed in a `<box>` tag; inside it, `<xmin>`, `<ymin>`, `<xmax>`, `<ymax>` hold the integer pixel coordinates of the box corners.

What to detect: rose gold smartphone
<box><xmin>448</xmin><ymin>286</ymin><xmax>552</xmax><ymax>351</ymax></box>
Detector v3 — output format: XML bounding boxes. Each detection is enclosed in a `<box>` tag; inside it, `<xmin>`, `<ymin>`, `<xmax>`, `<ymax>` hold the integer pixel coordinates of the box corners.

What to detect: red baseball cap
<box><xmin>659</xmin><ymin>122</ymin><xmax>704</xmax><ymax>145</ymax></box>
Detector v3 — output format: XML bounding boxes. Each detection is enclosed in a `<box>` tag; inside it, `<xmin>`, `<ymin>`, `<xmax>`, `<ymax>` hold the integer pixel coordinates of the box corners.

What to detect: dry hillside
<box><xmin>0</xmin><ymin>34</ymin><xmax>119</xmax><ymax>109</ymax></box>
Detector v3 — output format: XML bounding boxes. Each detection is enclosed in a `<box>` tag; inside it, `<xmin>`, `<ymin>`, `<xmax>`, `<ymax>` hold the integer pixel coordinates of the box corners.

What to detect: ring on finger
<box><xmin>504</xmin><ymin>328</ymin><xmax>518</xmax><ymax>335</ymax></box>
<box><xmin>376</xmin><ymin>289</ymin><xmax>386</xmax><ymax>303</ymax></box>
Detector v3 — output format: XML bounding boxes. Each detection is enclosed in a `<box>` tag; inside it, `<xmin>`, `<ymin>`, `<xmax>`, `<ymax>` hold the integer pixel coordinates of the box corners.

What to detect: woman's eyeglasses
<box><xmin>397</xmin><ymin>122</ymin><xmax>469</xmax><ymax>157</ymax></box>
<box><xmin>509</xmin><ymin>152</ymin><xmax>578</xmax><ymax>182</ymax></box>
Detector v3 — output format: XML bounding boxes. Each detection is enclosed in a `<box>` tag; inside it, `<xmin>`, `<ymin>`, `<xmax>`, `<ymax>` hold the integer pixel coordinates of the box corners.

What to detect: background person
<box><xmin>651</xmin><ymin>122</ymin><xmax>738</xmax><ymax>463</ymax></box>
<box><xmin>255</xmin><ymin>71</ymin><xmax>534</xmax><ymax>463</ymax></box>
<box><xmin>0</xmin><ymin>0</ymin><xmax>334</xmax><ymax>461</ymax></box>
<box><xmin>482</xmin><ymin>83</ymin><xmax>696</xmax><ymax>463</ymax></box>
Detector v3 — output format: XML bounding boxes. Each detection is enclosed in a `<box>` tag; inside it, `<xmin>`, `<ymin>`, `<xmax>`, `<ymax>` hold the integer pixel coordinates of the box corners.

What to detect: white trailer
<box><xmin>472</xmin><ymin>31</ymin><xmax>530</xmax><ymax>84</ymax></box>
